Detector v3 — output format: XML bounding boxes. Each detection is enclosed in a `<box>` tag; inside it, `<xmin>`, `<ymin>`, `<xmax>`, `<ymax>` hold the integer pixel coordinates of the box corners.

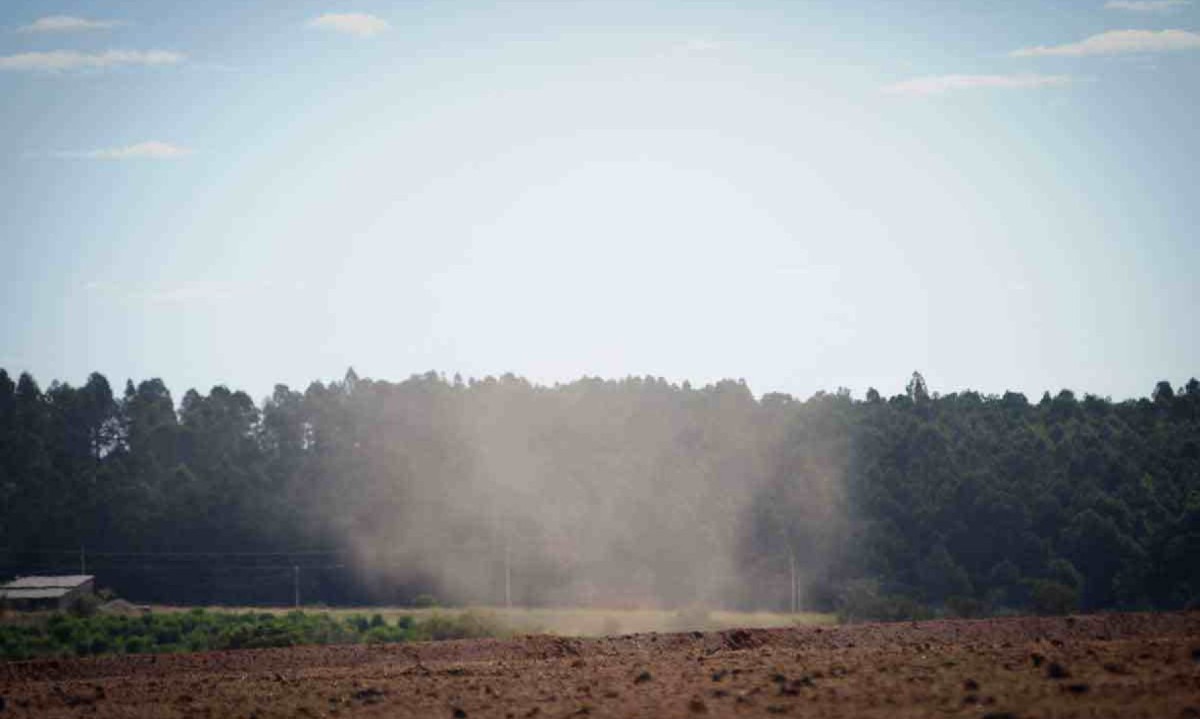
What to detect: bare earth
<box><xmin>2</xmin><ymin>612</ymin><xmax>1199</xmax><ymax>718</ymax></box>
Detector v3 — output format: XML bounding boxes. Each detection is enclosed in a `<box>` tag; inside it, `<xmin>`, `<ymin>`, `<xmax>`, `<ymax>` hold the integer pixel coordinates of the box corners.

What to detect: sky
<box><xmin>1</xmin><ymin>0</ymin><xmax>1198</xmax><ymax>403</ymax></box>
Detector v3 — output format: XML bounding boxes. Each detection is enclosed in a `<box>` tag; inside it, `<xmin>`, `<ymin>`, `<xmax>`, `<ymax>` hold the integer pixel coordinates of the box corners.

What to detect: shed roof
<box><xmin>0</xmin><ymin>588</ymin><xmax>73</xmax><ymax>600</ymax></box>
<box><xmin>1</xmin><ymin>575</ymin><xmax>93</xmax><ymax>590</ymax></box>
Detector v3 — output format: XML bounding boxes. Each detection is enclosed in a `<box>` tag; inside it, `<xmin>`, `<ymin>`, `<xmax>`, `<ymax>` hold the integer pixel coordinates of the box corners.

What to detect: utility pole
<box><xmin>504</xmin><ymin>535</ymin><xmax>512</xmax><ymax>610</ymax></box>
<box><xmin>789</xmin><ymin>548</ymin><xmax>797</xmax><ymax>615</ymax></box>
<box><xmin>293</xmin><ymin>565</ymin><xmax>300</xmax><ymax>608</ymax></box>
<box><xmin>80</xmin><ymin>545</ymin><xmax>86</xmax><ymax>575</ymax></box>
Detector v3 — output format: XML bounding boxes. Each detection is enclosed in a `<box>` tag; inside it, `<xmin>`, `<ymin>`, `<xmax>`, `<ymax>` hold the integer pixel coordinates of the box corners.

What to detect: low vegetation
<box><xmin>163</xmin><ymin>605</ymin><xmax>836</xmax><ymax>637</ymax></box>
<box><xmin>0</xmin><ymin>608</ymin><xmax>509</xmax><ymax>661</ymax></box>
<box><xmin>0</xmin><ymin>604</ymin><xmax>837</xmax><ymax>660</ymax></box>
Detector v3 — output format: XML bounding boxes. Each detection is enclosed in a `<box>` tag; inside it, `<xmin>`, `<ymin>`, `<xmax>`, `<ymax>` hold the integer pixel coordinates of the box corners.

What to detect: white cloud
<box><xmin>56</xmin><ymin>141</ymin><xmax>192</xmax><ymax>161</ymax></box>
<box><xmin>16</xmin><ymin>15</ymin><xmax>122</xmax><ymax>33</ymax></box>
<box><xmin>1105</xmin><ymin>0</ymin><xmax>1191</xmax><ymax>11</ymax></box>
<box><xmin>882</xmin><ymin>73</ymin><xmax>1073</xmax><ymax>96</ymax></box>
<box><xmin>0</xmin><ymin>49</ymin><xmax>184</xmax><ymax>72</ymax></box>
<box><xmin>307</xmin><ymin>13</ymin><xmax>390</xmax><ymax>37</ymax></box>
<box><xmin>1013</xmin><ymin>29</ymin><xmax>1200</xmax><ymax>56</ymax></box>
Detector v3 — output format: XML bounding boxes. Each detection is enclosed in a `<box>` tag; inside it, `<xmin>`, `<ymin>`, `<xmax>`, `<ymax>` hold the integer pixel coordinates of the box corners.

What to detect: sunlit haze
<box><xmin>3</xmin><ymin>0</ymin><xmax>1198</xmax><ymax>401</ymax></box>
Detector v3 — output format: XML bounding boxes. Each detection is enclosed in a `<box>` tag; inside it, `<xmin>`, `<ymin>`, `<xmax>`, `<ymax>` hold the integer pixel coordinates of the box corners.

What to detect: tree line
<box><xmin>0</xmin><ymin>367</ymin><xmax>1197</xmax><ymax>616</ymax></box>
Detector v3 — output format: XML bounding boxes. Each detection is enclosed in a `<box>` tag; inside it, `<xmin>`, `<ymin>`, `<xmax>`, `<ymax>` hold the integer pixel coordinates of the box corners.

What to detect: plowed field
<box><xmin>3</xmin><ymin>612</ymin><xmax>1199</xmax><ymax>718</ymax></box>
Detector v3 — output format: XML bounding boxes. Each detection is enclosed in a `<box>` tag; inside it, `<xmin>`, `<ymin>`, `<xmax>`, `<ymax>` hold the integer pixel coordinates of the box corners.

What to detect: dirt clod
<box><xmin>1046</xmin><ymin>662</ymin><xmax>1071</xmax><ymax>679</ymax></box>
<box><xmin>352</xmin><ymin>688</ymin><xmax>384</xmax><ymax>704</ymax></box>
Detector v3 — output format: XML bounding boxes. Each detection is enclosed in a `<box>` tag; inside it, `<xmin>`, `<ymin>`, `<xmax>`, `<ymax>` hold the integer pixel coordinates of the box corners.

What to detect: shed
<box><xmin>0</xmin><ymin>575</ymin><xmax>95</xmax><ymax>611</ymax></box>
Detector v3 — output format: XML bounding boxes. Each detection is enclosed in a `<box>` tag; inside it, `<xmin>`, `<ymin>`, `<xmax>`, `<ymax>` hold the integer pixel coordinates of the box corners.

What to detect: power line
<box><xmin>0</xmin><ymin>549</ymin><xmax>345</xmax><ymax>558</ymax></box>
<box><xmin>0</xmin><ymin>564</ymin><xmax>349</xmax><ymax>572</ymax></box>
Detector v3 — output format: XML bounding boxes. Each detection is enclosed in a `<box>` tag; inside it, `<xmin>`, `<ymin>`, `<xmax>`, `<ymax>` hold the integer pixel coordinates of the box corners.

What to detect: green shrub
<box><xmin>155</xmin><ymin>623</ymin><xmax>181</xmax><ymax>645</ymax></box>
<box><xmin>184</xmin><ymin>628</ymin><xmax>211</xmax><ymax>652</ymax></box>
<box><xmin>415</xmin><ymin>611</ymin><xmax>506</xmax><ymax>641</ymax></box>
<box><xmin>836</xmin><ymin>580</ymin><xmax>931</xmax><ymax>623</ymax></box>
<box><xmin>0</xmin><ymin>627</ymin><xmax>34</xmax><ymax>660</ymax></box>
<box><xmin>1029</xmin><ymin>580</ymin><xmax>1079</xmax><ymax>615</ymax></box>
<box><xmin>124</xmin><ymin>636</ymin><xmax>150</xmax><ymax>654</ymax></box>
<box><xmin>88</xmin><ymin>634</ymin><xmax>112</xmax><ymax>655</ymax></box>
<box><xmin>365</xmin><ymin>625</ymin><xmax>407</xmax><ymax>644</ymax></box>
<box><xmin>49</xmin><ymin>615</ymin><xmax>76</xmax><ymax>644</ymax></box>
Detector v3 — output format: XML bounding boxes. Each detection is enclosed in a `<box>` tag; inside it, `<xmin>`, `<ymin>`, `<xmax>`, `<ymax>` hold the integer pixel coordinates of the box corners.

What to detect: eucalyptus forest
<box><xmin>1</xmin><ymin>367</ymin><xmax>1197</xmax><ymax>618</ymax></box>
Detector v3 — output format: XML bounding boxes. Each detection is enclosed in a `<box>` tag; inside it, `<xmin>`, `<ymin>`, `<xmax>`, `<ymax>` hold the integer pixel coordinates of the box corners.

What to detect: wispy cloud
<box><xmin>307</xmin><ymin>13</ymin><xmax>390</xmax><ymax>37</ymax></box>
<box><xmin>0</xmin><ymin>49</ymin><xmax>184</xmax><ymax>72</ymax></box>
<box><xmin>54</xmin><ymin>141</ymin><xmax>192</xmax><ymax>161</ymax></box>
<box><xmin>1012</xmin><ymin>29</ymin><xmax>1200</xmax><ymax>56</ymax></box>
<box><xmin>16</xmin><ymin>15</ymin><xmax>122</xmax><ymax>33</ymax></box>
<box><xmin>883</xmin><ymin>73</ymin><xmax>1073</xmax><ymax>96</ymax></box>
<box><xmin>1105</xmin><ymin>0</ymin><xmax>1191</xmax><ymax>12</ymax></box>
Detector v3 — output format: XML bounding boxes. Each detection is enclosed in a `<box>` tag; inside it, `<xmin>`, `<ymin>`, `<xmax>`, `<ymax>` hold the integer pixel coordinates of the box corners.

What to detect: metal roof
<box><xmin>0</xmin><ymin>588</ymin><xmax>73</xmax><ymax>600</ymax></box>
<box><xmin>1</xmin><ymin>575</ymin><xmax>93</xmax><ymax>590</ymax></box>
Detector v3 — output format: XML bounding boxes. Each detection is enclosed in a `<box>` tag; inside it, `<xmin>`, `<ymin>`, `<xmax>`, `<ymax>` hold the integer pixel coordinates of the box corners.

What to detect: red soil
<box><xmin>2</xmin><ymin>612</ymin><xmax>1199</xmax><ymax>718</ymax></box>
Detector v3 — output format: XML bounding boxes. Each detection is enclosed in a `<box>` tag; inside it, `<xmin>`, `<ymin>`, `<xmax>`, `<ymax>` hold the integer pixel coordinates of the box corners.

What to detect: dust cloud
<box><xmin>300</xmin><ymin>373</ymin><xmax>848</xmax><ymax>611</ymax></box>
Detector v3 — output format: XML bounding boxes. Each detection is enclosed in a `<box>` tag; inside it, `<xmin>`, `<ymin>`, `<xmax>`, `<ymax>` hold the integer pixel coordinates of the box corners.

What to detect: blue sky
<box><xmin>1</xmin><ymin>0</ymin><xmax>1197</xmax><ymax>402</ymax></box>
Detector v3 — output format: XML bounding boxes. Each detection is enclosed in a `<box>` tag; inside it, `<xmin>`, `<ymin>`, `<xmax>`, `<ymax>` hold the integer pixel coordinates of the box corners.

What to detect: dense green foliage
<box><xmin>0</xmin><ymin>367</ymin><xmax>1197</xmax><ymax>617</ymax></box>
<box><xmin>749</xmin><ymin>375</ymin><xmax>1200</xmax><ymax>618</ymax></box>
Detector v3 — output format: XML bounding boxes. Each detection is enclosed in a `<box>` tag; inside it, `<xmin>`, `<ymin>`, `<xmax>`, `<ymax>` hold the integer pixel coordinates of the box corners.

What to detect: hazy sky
<box><xmin>2</xmin><ymin>0</ymin><xmax>1197</xmax><ymax>402</ymax></box>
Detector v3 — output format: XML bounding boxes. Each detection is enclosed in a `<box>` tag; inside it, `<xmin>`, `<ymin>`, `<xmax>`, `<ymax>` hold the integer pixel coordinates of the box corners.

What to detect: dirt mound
<box><xmin>2</xmin><ymin>611</ymin><xmax>1198</xmax><ymax>717</ymax></box>
<box><xmin>96</xmin><ymin>599</ymin><xmax>145</xmax><ymax>616</ymax></box>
